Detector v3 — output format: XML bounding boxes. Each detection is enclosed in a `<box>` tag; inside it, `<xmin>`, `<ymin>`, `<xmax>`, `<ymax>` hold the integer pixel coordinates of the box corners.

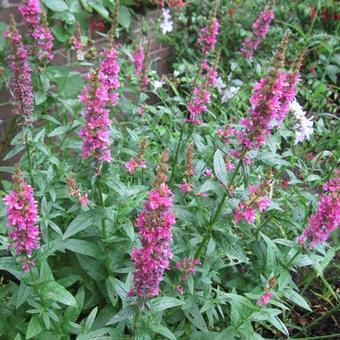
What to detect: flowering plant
<box><xmin>0</xmin><ymin>1</ymin><xmax>339</xmax><ymax>339</ymax></box>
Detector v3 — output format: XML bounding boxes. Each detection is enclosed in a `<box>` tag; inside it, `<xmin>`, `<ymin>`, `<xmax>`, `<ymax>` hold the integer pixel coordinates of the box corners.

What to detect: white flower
<box><xmin>214</xmin><ymin>76</ymin><xmax>226</xmax><ymax>93</ymax></box>
<box><xmin>221</xmin><ymin>86</ymin><xmax>239</xmax><ymax>103</ymax></box>
<box><xmin>160</xmin><ymin>9</ymin><xmax>173</xmax><ymax>34</ymax></box>
<box><xmin>153</xmin><ymin>80</ymin><xmax>165</xmax><ymax>91</ymax></box>
<box><xmin>289</xmin><ymin>100</ymin><xmax>314</xmax><ymax>144</ymax></box>
<box><xmin>173</xmin><ymin>70</ymin><xmax>180</xmax><ymax>77</ymax></box>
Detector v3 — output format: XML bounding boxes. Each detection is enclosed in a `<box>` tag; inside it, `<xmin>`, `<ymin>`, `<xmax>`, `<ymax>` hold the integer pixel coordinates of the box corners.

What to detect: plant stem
<box><xmin>169</xmin><ymin>123</ymin><xmax>186</xmax><ymax>185</ymax></box>
<box><xmin>25</xmin><ymin>139</ymin><xmax>35</xmax><ymax>188</ymax></box>
<box><xmin>194</xmin><ymin>158</ymin><xmax>243</xmax><ymax>258</ymax></box>
<box><xmin>97</xmin><ymin>180</ymin><xmax>107</xmax><ymax>240</ymax></box>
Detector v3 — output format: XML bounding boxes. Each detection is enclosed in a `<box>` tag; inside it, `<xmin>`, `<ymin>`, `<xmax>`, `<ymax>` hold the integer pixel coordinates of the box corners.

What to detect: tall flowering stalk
<box><xmin>241</xmin><ymin>8</ymin><xmax>274</xmax><ymax>60</ymax></box>
<box><xmin>236</xmin><ymin>38</ymin><xmax>302</xmax><ymax>155</ymax></box>
<box><xmin>133</xmin><ymin>45</ymin><xmax>150</xmax><ymax>90</ymax></box>
<box><xmin>4</xmin><ymin>166</ymin><xmax>40</xmax><ymax>272</ymax></box>
<box><xmin>19</xmin><ymin>0</ymin><xmax>54</xmax><ymax>62</ymax></box>
<box><xmin>99</xmin><ymin>45</ymin><xmax>120</xmax><ymax>106</ymax></box>
<box><xmin>186</xmin><ymin>17</ymin><xmax>220</xmax><ymax>125</ymax></box>
<box><xmin>4</xmin><ymin>16</ymin><xmax>33</xmax><ymax>118</ymax></box>
<box><xmin>130</xmin><ymin>151</ymin><xmax>176</xmax><ymax>298</ymax></box>
<box><xmin>298</xmin><ymin>176</ymin><xmax>340</xmax><ymax>248</ymax></box>
<box><xmin>79</xmin><ymin>69</ymin><xmax>112</xmax><ymax>171</ymax></box>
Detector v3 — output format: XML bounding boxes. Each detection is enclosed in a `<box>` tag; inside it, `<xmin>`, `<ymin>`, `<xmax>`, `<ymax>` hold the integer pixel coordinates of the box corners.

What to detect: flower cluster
<box><xmin>130</xmin><ymin>152</ymin><xmax>176</xmax><ymax>298</ymax></box>
<box><xmin>241</xmin><ymin>9</ymin><xmax>274</xmax><ymax>60</ymax></box>
<box><xmin>160</xmin><ymin>8</ymin><xmax>173</xmax><ymax>34</ymax></box>
<box><xmin>66</xmin><ymin>176</ymin><xmax>90</xmax><ymax>206</ymax></box>
<box><xmin>70</xmin><ymin>22</ymin><xmax>85</xmax><ymax>61</ymax></box>
<box><xmin>19</xmin><ymin>0</ymin><xmax>54</xmax><ymax>61</ymax></box>
<box><xmin>176</xmin><ymin>257</ymin><xmax>200</xmax><ymax>281</ymax></box>
<box><xmin>234</xmin><ymin>45</ymin><xmax>302</xmax><ymax>157</ymax></box>
<box><xmin>298</xmin><ymin>176</ymin><xmax>340</xmax><ymax>248</ymax></box>
<box><xmin>257</xmin><ymin>276</ymin><xmax>277</xmax><ymax>306</ymax></box>
<box><xmin>4</xmin><ymin>16</ymin><xmax>33</xmax><ymax>118</ymax></box>
<box><xmin>99</xmin><ymin>46</ymin><xmax>120</xmax><ymax>106</ymax></box>
<box><xmin>186</xmin><ymin>17</ymin><xmax>219</xmax><ymax>125</ymax></box>
<box><xmin>133</xmin><ymin>45</ymin><xmax>149</xmax><ymax>90</ymax></box>
<box><xmin>19</xmin><ymin>0</ymin><xmax>41</xmax><ymax>25</ymax></box>
<box><xmin>234</xmin><ymin>183</ymin><xmax>271</xmax><ymax>224</ymax></box>
<box><xmin>4</xmin><ymin>167</ymin><xmax>40</xmax><ymax>272</ymax></box>
<box><xmin>175</xmin><ymin>257</ymin><xmax>200</xmax><ymax>294</ymax></box>
<box><xmin>31</xmin><ymin>13</ymin><xmax>54</xmax><ymax>61</ymax></box>
<box><xmin>125</xmin><ymin>141</ymin><xmax>147</xmax><ymax>174</ymax></box>
<box><xmin>197</xmin><ymin>17</ymin><xmax>220</xmax><ymax>55</ymax></box>
<box><xmin>289</xmin><ymin>100</ymin><xmax>314</xmax><ymax>144</ymax></box>
<box><xmin>79</xmin><ymin>69</ymin><xmax>112</xmax><ymax>169</ymax></box>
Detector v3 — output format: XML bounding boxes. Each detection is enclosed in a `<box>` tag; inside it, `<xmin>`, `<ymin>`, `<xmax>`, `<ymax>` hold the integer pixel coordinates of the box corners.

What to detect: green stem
<box><xmin>169</xmin><ymin>123</ymin><xmax>186</xmax><ymax>185</ymax></box>
<box><xmin>194</xmin><ymin>158</ymin><xmax>243</xmax><ymax>259</ymax></box>
<box><xmin>26</xmin><ymin>140</ymin><xmax>35</xmax><ymax>188</ymax></box>
<box><xmin>97</xmin><ymin>181</ymin><xmax>107</xmax><ymax>240</ymax></box>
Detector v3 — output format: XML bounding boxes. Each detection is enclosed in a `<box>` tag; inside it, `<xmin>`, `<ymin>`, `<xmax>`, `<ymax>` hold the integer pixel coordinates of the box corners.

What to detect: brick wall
<box><xmin>0</xmin><ymin>2</ymin><xmax>173</xmax><ymax>168</ymax></box>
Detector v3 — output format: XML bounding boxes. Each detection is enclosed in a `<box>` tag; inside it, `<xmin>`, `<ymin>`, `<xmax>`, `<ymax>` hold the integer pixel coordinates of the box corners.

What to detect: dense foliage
<box><xmin>0</xmin><ymin>1</ymin><xmax>339</xmax><ymax>339</ymax></box>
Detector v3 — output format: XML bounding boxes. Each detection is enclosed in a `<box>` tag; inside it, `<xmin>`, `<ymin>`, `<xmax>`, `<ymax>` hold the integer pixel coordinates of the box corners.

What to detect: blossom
<box><xmin>31</xmin><ymin>15</ymin><xmax>54</xmax><ymax>61</ymax></box>
<box><xmin>19</xmin><ymin>0</ymin><xmax>41</xmax><ymax>26</ymax></box>
<box><xmin>257</xmin><ymin>291</ymin><xmax>272</xmax><ymax>305</ymax></box>
<box><xmin>298</xmin><ymin>176</ymin><xmax>340</xmax><ymax>247</ymax></box>
<box><xmin>79</xmin><ymin>70</ymin><xmax>112</xmax><ymax>169</ymax></box>
<box><xmin>241</xmin><ymin>9</ymin><xmax>274</xmax><ymax>60</ymax></box>
<box><xmin>289</xmin><ymin>100</ymin><xmax>313</xmax><ymax>144</ymax></box>
<box><xmin>204</xmin><ymin>169</ymin><xmax>213</xmax><ymax>177</ymax></box>
<box><xmin>221</xmin><ymin>86</ymin><xmax>239</xmax><ymax>103</ymax></box>
<box><xmin>176</xmin><ymin>257</ymin><xmax>200</xmax><ymax>281</ymax></box>
<box><xmin>99</xmin><ymin>45</ymin><xmax>120</xmax><ymax>106</ymax></box>
<box><xmin>153</xmin><ymin>80</ymin><xmax>165</xmax><ymax>91</ymax></box>
<box><xmin>186</xmin><ymin>87</ymin><xmax>210</xmax><ymax>125</ymax></box>
<box><xmin>180</xmin><ymin>182</ymin><xmax>192</xmax><ymax>193</ymax></box>
<box><xmin>67</xmin><ymin>176</ymin><xmax>90</xmax><ymax>206</ymax></box>
<box><xmin>257</xmin><ymin>197</ymin><xmax>271</xmax><ymax>211</ymax></box>
<box><xmin>214</xmin><ymin>76</ymin><xmax>226</xmax><ymax>92</ymax></box>
<box><xmin>4</xmin><ymin>167</ymin><xmax>40</xmax><ymax>271</ymax></box>
<box><xmin>125</xmin><ymin>157</ymin><xmax>146</xmax><ymax>173</ymax></box>
<box><xmin>133</xmin><ymin>46</ymin><xmax>149</xmax><ymax>90</ymax></box>
<box><xmin>197</xmin><ymin>17</ymin><xmax>220</xmax><ymax>55</ymax></box>
<box><xmin>234</xmin><ymin>181</ymin><xmax>271</xmax><ymax>224</ymax></box>
<box><xmin>4</xmin><ymin>16</ymin><xmax>33</xmax><ymax>118</ymax></box>
<box><xmin>130</xmin><ymin>153</ymin><xmax>176</xmax><ymax>298</ymax></box>
<box><xmin>19</xmin><ymin>1</ymin><xmax>54</xmax><ymax>62</ymax></box>
<box><xmin>160</xmin><ymin>8</ymin><xmax>173</xmax><ymax>34</ymax></box>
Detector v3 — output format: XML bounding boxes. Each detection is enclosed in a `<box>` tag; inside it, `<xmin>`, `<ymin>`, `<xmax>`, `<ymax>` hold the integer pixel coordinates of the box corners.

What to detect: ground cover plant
<box><xmin>0</xmin><ymin>0</ymin><xmax>339</xmax><ymax>339</ymax></box>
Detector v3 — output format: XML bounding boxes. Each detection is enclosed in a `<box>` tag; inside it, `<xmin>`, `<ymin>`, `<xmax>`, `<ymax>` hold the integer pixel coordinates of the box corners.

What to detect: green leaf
<box><xmin>148</xmin><ymin>297</ymin><xmax>184</xmax><ymax>313</ymax></box>
<box><xmin>0</xmin><ymin>257</ymin><xmax>24</xmax><ymax>280</ymax></box>
<box><xmin>3</xmin><ymin>145</ymin><xmax>25</xmax><ymax>161</ymax></box>
<box><xmin>42</xmin><ymin>0</ymin><xmax>68</xmax><ymax>11</ymax></box>
<box><xmin>150</xmin><ymin>323</ymin><xmax>177</xmax><ymax>340</ymax></box>
<box><xmin>26</xmin><ymin>316</ymin><xmax>43</xmax><ymax>339</ymax></box>
<box><xmin>283</xmin><ymin>289</ymin><xmax>312</xmax><ymax>311</ymax></box>
<box><xmin>37</xmin><ymin>280</ymin><xmax>77</xmax><ymax>306</ymax></box>
<box><xmin>119</xmin><ymin>6</ymin><xmax>131</xmax><ymax>30</ymax></box>
<box><xmin>85</xmin><ymin>307</ymin><xmax>98</xmax><ymax>329</ymax></box>
<box><xmin>63</xmin><ymin>211</ymin><xmax>96</xmax><ymax>239</ymax></box>
<box><xmin>64</xmin><ymin>239</ymin><xmax>101</xmax><ymax>258</ymax></box>
<box><xmin>213</xmin><ymin>149</ymin><xmax>227</xmax><ymax>185</ymax></box>
<box><xmin>89</xmin><ymin>0</ymin><xmax>110</xmax><ymax>19</ymax></box>
<box><xmin>106</xmin><ymin>306</ymin><xmax>134</xmax><ymax>325</ymax></box>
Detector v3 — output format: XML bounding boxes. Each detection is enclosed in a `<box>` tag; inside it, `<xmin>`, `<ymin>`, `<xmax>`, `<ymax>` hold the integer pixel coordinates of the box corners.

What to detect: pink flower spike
<box><xmin>180</xmin><ymin>182</ymin><xmax>192</xmax><ymax>193</ymax></box>
<box><xmin>257</xmin><ymin>197</ymin><xmax>271</xmax><ymax>211</ymax></box>
<box><xmin>257</xmin><ymin>291</ymin><xmax>272</xmax><ymax>305</ymax></box>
